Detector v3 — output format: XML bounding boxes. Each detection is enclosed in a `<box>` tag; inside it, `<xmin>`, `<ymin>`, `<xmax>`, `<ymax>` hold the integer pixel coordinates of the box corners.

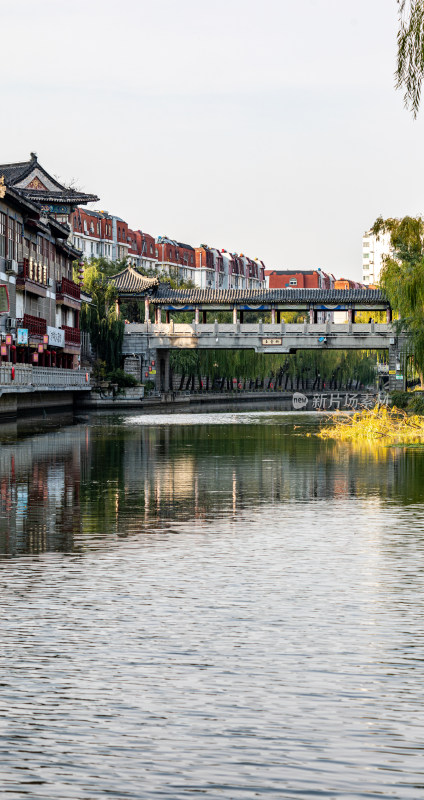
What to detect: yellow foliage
<box><xmin>318</xmin><ymin>404</ymin><xmax>424</xmax><ymax>445</ymax></box>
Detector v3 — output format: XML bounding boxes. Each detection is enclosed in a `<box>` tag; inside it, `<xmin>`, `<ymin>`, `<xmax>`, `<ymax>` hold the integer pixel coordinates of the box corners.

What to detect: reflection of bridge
<box><xmin>110</xmin><ymin>270</ymin><xmax>403</xmax><ymax>392</ymax></box>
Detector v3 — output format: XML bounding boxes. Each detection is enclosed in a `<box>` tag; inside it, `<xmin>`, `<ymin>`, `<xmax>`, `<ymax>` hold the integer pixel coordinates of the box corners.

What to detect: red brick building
<box><xmin>265</xmin><ymin>269</ymin><xmax>334</xmax><ymax>290</ymax></box>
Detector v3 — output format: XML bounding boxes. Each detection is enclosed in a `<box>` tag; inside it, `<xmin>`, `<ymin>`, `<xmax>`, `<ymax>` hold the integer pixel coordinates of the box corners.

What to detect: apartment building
<box><xmin>265</xmin><ymin>268</ymin><xmax>334</xmax><ymax>290</ymax></box>
<box><xmin>71</xmin><ymin>208</ymin><xmax>267</xmax><ymax>289</ymax></box>
<box><xmin>0</xmin><ymin>154</ymin><xmax>97</xmax><ymax>367</ymax></box>
<box><xmin>362</xmin><ymin>228</ymin><xmax>393</xmax><ymax>286</ymax></box>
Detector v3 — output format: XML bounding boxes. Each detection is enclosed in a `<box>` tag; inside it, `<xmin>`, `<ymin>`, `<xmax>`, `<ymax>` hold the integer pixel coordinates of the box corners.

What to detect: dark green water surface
<box><xmin>0</xmin><ymin>406</ymin><xmax>423</xmax><ymax>798</ymax></box>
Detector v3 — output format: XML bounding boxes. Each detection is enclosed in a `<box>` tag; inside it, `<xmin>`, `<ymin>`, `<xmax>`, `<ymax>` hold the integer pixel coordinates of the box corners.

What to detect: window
<box><xmin>8</xmin><ymin>218</ymin><xmax>15</xmax><ymax>260</ymax></box>
<box><xmin>169</xmin><ymin>249</ymin><xmax>172</xmax><ymax>259</ymax></box>
<box><xmin>150</xmin><ymin>244</ymin><xmax>153</xmax><ymax>254</ymax></box>
<box><xmin>363</xmin><ymin>253</ymin><xmax>369</xmax><ymax>259</ymax></box>
<box><xmin>0</xmin><ymin>212</ymin><xmax>5</xmax><ymax>257</ymax></box>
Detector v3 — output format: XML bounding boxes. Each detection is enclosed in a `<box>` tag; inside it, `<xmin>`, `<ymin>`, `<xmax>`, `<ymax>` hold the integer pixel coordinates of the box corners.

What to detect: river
<box><xmin>0</xmin><ymin>406</ymin><xmax>423</xmax><ymax>799</ymax></box>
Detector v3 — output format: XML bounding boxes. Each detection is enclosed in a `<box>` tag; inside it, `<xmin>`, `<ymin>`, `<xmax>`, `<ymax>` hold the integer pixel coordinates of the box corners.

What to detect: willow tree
<box><xmin>376</xmin><ymin>215</ymin><xmax>424</xmax><ymax>376</ymax></box>
<box><xmin>80</xmin><ymin>263</ymin><xmax>124</xmax><ymax>372</ymax></box>
<box><xmin>397</xmin><ymin>0</ymin><xmax>424</xmax><ymax>117</ymax></box>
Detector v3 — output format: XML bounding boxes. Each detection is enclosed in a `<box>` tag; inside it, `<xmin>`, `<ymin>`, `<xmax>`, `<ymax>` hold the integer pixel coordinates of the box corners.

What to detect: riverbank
<box><xmin>78</xmin><ymin>388</ymin><xmax>385</xmax><ymax>413</ymax></box>
<box><xmin>318</xmin><ymin>404</ymin><xmax>424</xmax><ymax>445</ymax></box>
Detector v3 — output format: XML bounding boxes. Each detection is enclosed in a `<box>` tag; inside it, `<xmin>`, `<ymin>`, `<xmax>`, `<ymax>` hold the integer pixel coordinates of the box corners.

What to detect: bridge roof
<box><xmin>151</xmin><ymin>286</ymin><xmax>388</xmax><ymax>307</ymax></box>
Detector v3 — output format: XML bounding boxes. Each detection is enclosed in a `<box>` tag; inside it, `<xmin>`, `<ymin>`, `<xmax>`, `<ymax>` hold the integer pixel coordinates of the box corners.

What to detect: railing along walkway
<box><xmin>0</xmin><ymin>364</ymin><xmax>91</xmax><ymax>391</ymax></box>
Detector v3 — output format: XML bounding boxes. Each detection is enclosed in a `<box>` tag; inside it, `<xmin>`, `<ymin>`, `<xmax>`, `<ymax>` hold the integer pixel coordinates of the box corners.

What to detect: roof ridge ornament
<box><xmin>0</xmin><ymin>175</ymin><xmax>6</xmax><ymax>199</ymax></box>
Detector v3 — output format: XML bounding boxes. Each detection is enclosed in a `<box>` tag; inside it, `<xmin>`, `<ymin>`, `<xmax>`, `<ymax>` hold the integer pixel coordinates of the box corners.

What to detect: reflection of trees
<box><xmin>80</xmin><ymin>420</ymin><xmax>417</xmax><ymax>537</ymax></box>
<box><xmin>2</xmin><ymin>414</ymin><xmax>424</xmax><ymax>557</ymax></box>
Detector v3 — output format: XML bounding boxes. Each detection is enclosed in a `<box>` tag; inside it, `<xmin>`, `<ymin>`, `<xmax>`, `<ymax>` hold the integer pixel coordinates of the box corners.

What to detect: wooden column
<box><xmin>195</xmin><ymin>307</ymin><xmax>200</xmax><ymax>324</ymax></box>
<box><xmin>271</xmin><ymin>308</ymin><xmax>276</xmax><ymax>324</ymax></box>
<box><xmin>233</xmin><ymin>307</ymin><xmax>237</xmax><ymax>324</ymax></box>
<box><xmin>386</xmin><ymin>307</ymin><xmax>392</xmax><ymax>323</ymax></box>
<box><xmin>144</xmin><ymin>297</ymin><xmax>150</xmax><ymax>323</ymax></box>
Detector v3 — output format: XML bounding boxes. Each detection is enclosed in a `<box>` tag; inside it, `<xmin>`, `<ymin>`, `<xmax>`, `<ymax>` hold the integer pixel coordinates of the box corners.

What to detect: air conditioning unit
<box><xmin>5</xmin><ymin>317</ymin><xmax>16</xmax><ymax>331</ymax></box>
<box><xmin>5</xmin><ymin>259</ymin><xmax>18</xmax><ymax>275</ymax></box>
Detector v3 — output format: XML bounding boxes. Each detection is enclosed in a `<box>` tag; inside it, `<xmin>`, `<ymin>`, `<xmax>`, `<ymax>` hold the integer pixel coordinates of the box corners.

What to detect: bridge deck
<box><xmin>123</xmin><ymin>321</ymin><xmax>396</xmax><ymax>353</ymax></box>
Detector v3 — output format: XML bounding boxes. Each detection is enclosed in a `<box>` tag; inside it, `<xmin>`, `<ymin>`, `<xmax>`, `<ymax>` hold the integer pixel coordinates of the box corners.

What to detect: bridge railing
<box><xmin>125</xmin><ymin>322</ymin><xmax>392</xmax><ymax>336</ymax></box>
<box><xmin>0</xmin><ymin>364</ymin><xmax>91</xmax><ymax>390</ymax></box>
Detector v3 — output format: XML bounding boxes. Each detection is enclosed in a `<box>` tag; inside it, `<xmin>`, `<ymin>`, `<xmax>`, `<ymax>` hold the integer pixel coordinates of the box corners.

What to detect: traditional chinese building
<box><xmin>0</xmin><ymin>153</ymin><xmax>98</xmax><ymax>367</ymax></box>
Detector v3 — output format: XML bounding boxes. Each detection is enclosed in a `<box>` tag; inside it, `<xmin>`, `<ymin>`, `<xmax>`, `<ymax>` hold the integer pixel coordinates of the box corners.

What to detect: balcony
<box><xmin>16</xmin><ymin>314</ymin><xmax>47</xmax><ymax>338</ymax></box>
<box><xmin>62</xmin><ymin>326</ymin><xmax>81</xmax><ymax>346</ymax></box>
<box><xmin>16</xmin><ymin>259</ymin><xmax>48</xmax><ymax>296</ymax></box>
<box><xmin>56</xmin><ymin>277</ymin><xmax>81</xmax><ymax>301</ymax></box>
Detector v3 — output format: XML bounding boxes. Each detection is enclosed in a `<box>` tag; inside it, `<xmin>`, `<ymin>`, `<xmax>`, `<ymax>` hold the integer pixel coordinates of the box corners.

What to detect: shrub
<box><xmin>407</xmin><ymin>394</ymin><xmax>424</xmax><ymax>415</ymax></box>
<box><xmin>390</xmin><ymin>390</ymin><xmax>410</xmax><ymax>409</ymax></box>
<box><xmin>107</xmin><ymin>368</ymin><xmax>138</xmax><ymax>387</ymax></box>
<box><xmin>143</xmin><ymin>380</ymin><xmax>155</xmax><ymax>395</ymax></box>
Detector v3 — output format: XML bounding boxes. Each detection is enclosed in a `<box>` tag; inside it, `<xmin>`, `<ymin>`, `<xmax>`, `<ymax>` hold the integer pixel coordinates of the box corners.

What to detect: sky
<box><xmin>1</xmin><ymin>0</ymin><xmax>423</xmax><ymax>279</ymax></box>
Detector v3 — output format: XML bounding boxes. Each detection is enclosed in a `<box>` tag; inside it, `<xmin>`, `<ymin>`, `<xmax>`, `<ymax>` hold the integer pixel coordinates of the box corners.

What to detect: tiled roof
<box><xmin>0</xmin><ymin>154</ymin><xmax>99</xmax><ymax>205</ymax></box>
<box><xmin>151</xmin><ymin>287</ymin><xmax>388</xmax><ymax>305</ymax></box>
<box><xmin>109</xmin><ymin>266</ymin><xmax>160</xmax><ymax>294</ymax></box>
<box><xmin>0</xmin><ymin>160</ymin><xmax>35</xmax><ymax>185</ymax></box>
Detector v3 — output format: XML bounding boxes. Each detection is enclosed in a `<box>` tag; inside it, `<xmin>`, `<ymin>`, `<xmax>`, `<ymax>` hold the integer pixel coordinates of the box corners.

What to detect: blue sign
<box><xmin>17</xmin><ymin>328</ymin><xmax>28</xmax><ymax>345</ymax></box>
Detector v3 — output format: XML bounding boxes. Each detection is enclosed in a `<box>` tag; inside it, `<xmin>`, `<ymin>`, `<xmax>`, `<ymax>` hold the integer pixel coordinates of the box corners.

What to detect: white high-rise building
<box><xmin>362</xmin><ymin>228</ymin><xmax>393</xmax><ymax>286</ymax></box>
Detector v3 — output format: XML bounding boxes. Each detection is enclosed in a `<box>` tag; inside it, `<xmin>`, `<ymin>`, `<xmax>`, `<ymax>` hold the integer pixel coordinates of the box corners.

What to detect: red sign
<box><xmin>43</xmin><ymin>334</ymin><xmax>49</xmax><ymax>345</ymax></box>
<box><xmin>1</xmin><ymin>344</ymin><xmax>7</xmax><ymax>357</ymax></box>
<box><xmin>5</xmin><ymin>334</ymin><xmax>12</xmax><ymax>346</ymax></box>
<box><xmin>32</xmin><ymin>352</ymin><xmax>38</xmax><ymax>363</ymax></box>
<box><xmin>38</xmin><ymin>344</ymin><xmax>44</xmax><ymax>354</ymax></box>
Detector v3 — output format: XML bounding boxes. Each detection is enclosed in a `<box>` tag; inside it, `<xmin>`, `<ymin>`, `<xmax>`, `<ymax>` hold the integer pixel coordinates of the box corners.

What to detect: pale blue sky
<box><xmin>2</xmin><ymin>0</ymin><xmax>423</xmax><ymax>278</ymax></box>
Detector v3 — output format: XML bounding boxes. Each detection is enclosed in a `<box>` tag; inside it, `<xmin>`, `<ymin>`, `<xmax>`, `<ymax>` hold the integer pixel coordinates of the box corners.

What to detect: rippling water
<box><xmin>0</xmin><ymin>407</ymin><xmax>424</xmax><ymax>798</ymax></box>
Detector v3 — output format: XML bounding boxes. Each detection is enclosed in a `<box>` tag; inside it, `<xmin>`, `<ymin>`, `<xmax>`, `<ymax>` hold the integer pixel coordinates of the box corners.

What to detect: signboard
<box><xmin>149</xmin><ymin>369</ymin><xmax>156</xmax><ymax>375</ymax></box>
<box><xmin>17</xmin><ymin>328</ymin><xmax>28</xmax><ymax>345</ymax></box>
<box><xmin>40</xmin><ymin>204</ymin><xmax>70</xmax><ymax>215</ymax></box>
<box><xmin>262</xmin><ymin>337</ymin><xmax>282</xmax><ymax>346</ymax></box>
<box><xmin>389</xmin><ymin>369</ymin><xmax>396</xmax><ymax>375</ymax></box>
<box><xmin>0</xmin><ymin>285</ymin><xmax>9</xmax><ymax>314</ymax></box>
<box><xmin>47</xmin><ymin>326</ymin><xmax>65</xmax><ymax>348</ymax></box>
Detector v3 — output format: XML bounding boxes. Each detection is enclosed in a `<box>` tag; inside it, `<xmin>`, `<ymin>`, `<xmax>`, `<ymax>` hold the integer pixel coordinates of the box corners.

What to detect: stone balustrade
<box><xmin>0</xmin><ymin>364</ymin><xmax>91</xmax><ymax>391</ymax></box>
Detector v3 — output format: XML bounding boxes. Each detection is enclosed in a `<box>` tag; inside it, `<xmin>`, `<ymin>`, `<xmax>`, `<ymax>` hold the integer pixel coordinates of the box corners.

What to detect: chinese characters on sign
<box><xmin>262</xmin><ymin>338</ymin><xmax>282</xmax><ymax>346</ymax></box>
<box><xmin>292</xmin><ymin>391</ymin><xmax>390</xmax><ymax>410</ymax></box>
<box><xmin>310</xmin><ymin>392</ymin><xmax>389</xmax><ymax>410</ymax></box>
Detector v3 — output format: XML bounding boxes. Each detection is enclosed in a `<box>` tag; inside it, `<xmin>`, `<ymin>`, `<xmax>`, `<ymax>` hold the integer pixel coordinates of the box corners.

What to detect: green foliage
<box><xmin>390</xmin><ymin>390</ymin><xmax>410</xmax><ymax>409</ymax></box>
<box><xmin>107</xmin><ymin>369</ymin><xmax>138</xmax><ymax>388</ymax></box>
<box><xmin>79</xmin><ymin>259</ymin><xmax>125</xmax><ymax>371</ymax></box>
<box><xmin>377</xmin><ymin>216</ymin><xmax>424</xmax><ymax>376</ymax></box>
<box><xmin>407</xmin><ymin>393</ymin><xmax>424</xmax><ymax>415</ymax></box>
<box><xmin>396</xmin><ymin>0</ymin><xmax>424</xmax><ymax>117</ymax></box>
<box><xmin>170</xmin><ymin>348</ymin><xmax>378</xmax><ymax>389</ymax></box>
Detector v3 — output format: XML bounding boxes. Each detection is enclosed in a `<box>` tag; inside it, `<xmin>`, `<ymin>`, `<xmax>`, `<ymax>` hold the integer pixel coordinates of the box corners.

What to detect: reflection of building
<box><xmin>0</xmin><ymin>153</ymin><xmax>98</xmax><ymax>368</ymax></box>
<box><xmin>0</xmin><ymin>423</ymin><xmax>88</xmax><ymax>556</ymax></box>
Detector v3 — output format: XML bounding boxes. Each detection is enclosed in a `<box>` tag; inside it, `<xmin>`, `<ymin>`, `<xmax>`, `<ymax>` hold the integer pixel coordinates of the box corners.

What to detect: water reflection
<box><xmin>1</xmin><ymin>409</ymin><xmax>424</xmax><ymax>799</ymax></box>
<box><xmin>1</xmin><ymin>409</ymin><xmax>424</xmax><ymax>556</ymax></box>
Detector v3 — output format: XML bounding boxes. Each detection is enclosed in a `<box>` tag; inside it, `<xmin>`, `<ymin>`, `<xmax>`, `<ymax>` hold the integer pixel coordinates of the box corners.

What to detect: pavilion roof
<box><xmin>109</xmin><ymin>266</ymin><xmax>160</xmax><ymax>294</ymax></box>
